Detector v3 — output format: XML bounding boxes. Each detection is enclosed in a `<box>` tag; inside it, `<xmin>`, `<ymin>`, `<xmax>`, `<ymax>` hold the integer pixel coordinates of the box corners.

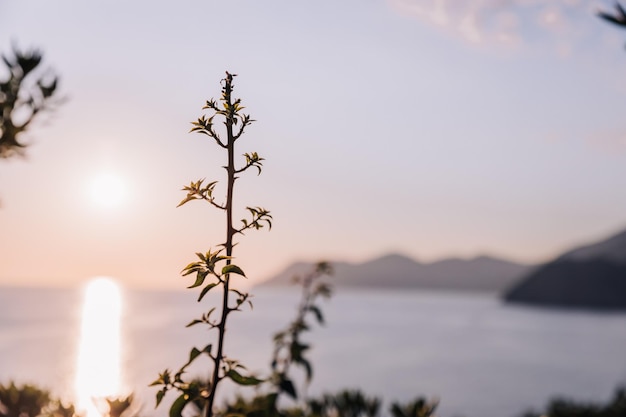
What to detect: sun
<box><xmin>89</xmin><ymin>172</ymin><xmax>127</xmax><ymax>209</ymax></box>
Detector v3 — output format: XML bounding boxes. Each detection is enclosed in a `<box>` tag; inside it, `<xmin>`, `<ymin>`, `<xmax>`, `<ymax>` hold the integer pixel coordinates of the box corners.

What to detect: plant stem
<box><xmin>205</xmin><ymin>73</ymin><xmax>236</xmax><ymax>417</ymax></box>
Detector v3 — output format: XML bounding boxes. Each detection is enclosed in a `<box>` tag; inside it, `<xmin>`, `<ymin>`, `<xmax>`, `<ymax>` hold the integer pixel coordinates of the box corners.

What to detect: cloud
<box><xmin>388</xmin><ymin>0</ymin><xmax>605</xmax><ymax>50</ymax></box>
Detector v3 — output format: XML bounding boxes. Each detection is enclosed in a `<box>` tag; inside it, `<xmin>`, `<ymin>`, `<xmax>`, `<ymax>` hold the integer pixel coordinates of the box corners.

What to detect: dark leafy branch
<box><xmin>0</xmin><ymin>46</ymin><xmax>61</xmax><ymax>159</ymax></box>
<box><xmin>178</xmin><ymin>179</ymin><xmax>225</xmax><ymax>210</ymax></box>
<box><xmin>598</xmin><ymin>2</ymin><xmax>626</xmax><ymax>28</ymax></box>
<box><xmin>238</xmin><ymin>206</ymin><xmax>273</xmax><ymax>234</ymax></box>
<box><xmin>598</xmin><ymin>1</ymin><xmax>626</xmax><ymax>48</ymax></box>
<box><xmin>190</xmin><ymin>115</ymin><xmax>224</xmax><ymax>148</ymax></box>
<box><xmin>235</xmin><ymin>152</ymin><xmax>265</xmax><ymax>175</ymax></box>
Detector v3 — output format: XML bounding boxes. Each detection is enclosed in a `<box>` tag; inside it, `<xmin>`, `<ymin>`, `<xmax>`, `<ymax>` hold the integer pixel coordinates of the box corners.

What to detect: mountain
<box><xmin>504</xmin><ymin>228</ymin><xmax>626</xmax><ymax>310</ymax></box>
<box><xmin>258</xmin><ymin>253</ymin><xmax>531</xmax><ymax>293</ymax></box>
<box><xmin>557</xmin><ymin>229</ymin><xmax>626</xmax><ymax>264</ymax></box>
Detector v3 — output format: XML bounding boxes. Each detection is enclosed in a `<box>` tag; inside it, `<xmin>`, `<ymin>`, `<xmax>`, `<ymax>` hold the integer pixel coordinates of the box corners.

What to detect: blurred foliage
<box><xmin>100</xmin><ymin>395</ymin><xmax>137</xmax><ymax>417</ymax></box>
<box><xmin>6</xmin><ymin>380</ymin><xmax>626</xmax><ymax>417</ymax></box>
<box><xmin>0</xmin><ymin>382</ymin><xmax>50</xmax><ymax>417</ymax></box>
<box><xmin>307</xmin><ymin>390</ymin><xmax>381</xmax><ymax>417</ymax></box>
<box><xmin>214</xmin><ymin>389</ymin><xmax>436</xmax><ymax>417</ymax></box>
<box><xmin>389</xmin><ymin>397</ymin><xmax>438</xmax><ymax>417</ymax></box>
<box><xmin>598</xmin><ymin>2</ymin><xmax>626</xmax><ymax>29</ymax></box>
<box><xmin>0</xmin><ymin>383</ymin><xmax>138</xmax><ymax>417</ymax></box>
<box><xmin>269</xmin><ymin>261</ymin><xmax>333</xmax><ymax>403</ymax></box>
<box><xmin>151</xmin><ymin>72</ymin><xmax>270</xmax><ymax>417</ymax></box>
<box><xmin>522</xmin><ymin>386</ymin><xmax>626</xmax><ymax>417</ymax></box>
<box><xmin>209</xmin><ymin>264</ymin><xmax>437</xmax><ymax>417</ymax></box>
<box><xmin>184</xmin><ymin>261</ymin><xmax>334</xmax><ymax>417</ymax></box>
<box><xmin>0</xmin><ymin>46</ymin><xmax>60</xmax><ymax>159</ymax></box>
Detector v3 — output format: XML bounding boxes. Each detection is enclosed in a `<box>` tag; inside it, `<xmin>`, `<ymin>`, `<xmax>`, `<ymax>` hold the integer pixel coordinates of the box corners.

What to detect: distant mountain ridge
<box><xmin>505</xmin><ymin>227</ymin><xmax>626</xmax><ymax>310</ymax></box>
<box><xmin>558</xmin><ymin>229</ymin><xmax>626</xmax><ymax>264</ymax></box>
<box><xmin>259</xmin><ymin>253</ymin><xmax>531</xmax><ymax>293</ymax></box>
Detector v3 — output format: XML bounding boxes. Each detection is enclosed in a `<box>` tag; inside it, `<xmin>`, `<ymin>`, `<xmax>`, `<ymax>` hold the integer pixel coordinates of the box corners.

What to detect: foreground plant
<box><xmin>0</xmin><ymin>46</ymin><xmax>60</xmax><ymax>159</ymax></box>
<box><xmin>0</xmin><ymin>382</ymin><xmax>51</xmax><ymax>417</ymax></box>
<box><xmin>219</xmin><ymin>388</ymin><xmax>438</xmax><ymax>417</ymax></box>
<box><xmin>270</xmin><ymin>262</ymin><xmax>333</xmax><ymax>403</ymax></box>
<box><xmin>0</xmin><ymin>382</ymin><xmax>96</xmax><ymax>417</ymax></box>
<box><xmin>151</xmin><ymin>72</ymin><xmax>271</xmax><ymax>417</ymax></box>
<box><xmin>521</xmin><ymin>386</ymin><xmax>626</xmax><ymax>417</ymax></box>
<box><xmin>598</xmin><ymin>2</ymin><xmax>626</xmax><ymax>29</ymax></box>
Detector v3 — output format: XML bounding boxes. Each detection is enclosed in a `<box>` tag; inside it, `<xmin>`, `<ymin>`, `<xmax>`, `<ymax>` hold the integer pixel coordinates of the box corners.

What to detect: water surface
<box><xmin>1</xmin><ymin>286</ymin><xmax>625</xmax><ymax>417</ymax></box>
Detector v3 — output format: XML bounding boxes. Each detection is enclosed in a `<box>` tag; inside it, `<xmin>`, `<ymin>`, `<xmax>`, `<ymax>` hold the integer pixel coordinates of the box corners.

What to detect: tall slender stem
<box><xmin>205</xmin><ymin>74</ymin><xmax>236</xmax><ymax>417</ymax></box>
<box><xmin>159</xmin><ymin>72</ymin><xmax>267</xmax><ymax>417</ymax></box>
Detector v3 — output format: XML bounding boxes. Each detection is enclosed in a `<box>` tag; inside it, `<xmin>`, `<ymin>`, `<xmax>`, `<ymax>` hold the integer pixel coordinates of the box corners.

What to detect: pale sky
<box><xmin>2</xmin><ymin>0</ymin><xmax>626</xmax><ymax>289</ymax></box>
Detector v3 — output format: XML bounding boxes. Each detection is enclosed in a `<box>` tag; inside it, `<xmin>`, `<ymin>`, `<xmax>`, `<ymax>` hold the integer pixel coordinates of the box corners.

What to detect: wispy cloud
<box><xmin>388</xmin><ymin>0</ymin><xmax>605</xmax><ymax>51</ymax></box>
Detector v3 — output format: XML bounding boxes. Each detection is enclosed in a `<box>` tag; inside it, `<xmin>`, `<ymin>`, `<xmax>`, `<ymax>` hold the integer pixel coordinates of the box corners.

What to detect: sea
<box><xmin>1</xmin><ymin>284</ymin><xmax>625</xmax><ymax>417</ymax></box>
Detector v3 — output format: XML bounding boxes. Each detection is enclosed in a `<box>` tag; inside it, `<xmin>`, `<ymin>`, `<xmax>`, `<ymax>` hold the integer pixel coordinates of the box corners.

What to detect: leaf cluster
<box><xmin>179</xmin><ymin>180</ymin><xmax>222</xmax><ymax>209</ymax></box>
<box><xmin>0</xmin><ymin>382</ymin><xmax>50</xmax><ymax>417</ymax></box>
<box><xmin>181</xmin><ymin>249</ymin><xmax>247</xmax><ymax>301</ymax></box>
<box><xmin>189</xmin><ymin>72</ymin><xmax>255</xmax><ymax>149</ymax></box>
<box><xmin>239</xmin><ymin>207</ymin><xmax>272</xmax><ymax>234</ymax></box>
<box><xmin>152</xmin><ymin>350</ymin><xmax>265</xmax><ymax>417</ymax></box>
<box><xmin>389</xmin><ymin>398</ymin><xmax>438</xmax><ymax>417</ymax></box>
<box><xmin>155</xmin><ymin>248</ymin><xmax>262</xmax><ymax>417</ymax></box>
<box><xmin>238</xmin><ymin>152</ymin><xmax>264</xmax><ymax>175</ymax></box>
<box><xmin>103</xmin><ymin>396</ymin><xmax>136</xmax><ymax>417</ymax></box>
<box><xmin>150</xmin><ymin>345</ymin><xmax>213</xmax><ymax>411</ymax></box>
<box><xmin>308</xmin><ymin>390</ymin><xmax>381</xmax><ymax>417</ymax></box>
<box><xmin>0</xmin><ymin>46</ymin><xmax>61</xmax><ymax>159</ymax></box>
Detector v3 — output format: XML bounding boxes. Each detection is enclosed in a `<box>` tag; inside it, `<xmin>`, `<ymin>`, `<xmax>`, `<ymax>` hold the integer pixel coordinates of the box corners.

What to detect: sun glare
<box><xmin>75</xmin><ymin>277</ymin><xmax>123</xmax><ymax>417</ymax></box>
<box><xmin>89</xmin><ymin>172</ymin><xmax>127</xmax><ymax>209</ymax></box>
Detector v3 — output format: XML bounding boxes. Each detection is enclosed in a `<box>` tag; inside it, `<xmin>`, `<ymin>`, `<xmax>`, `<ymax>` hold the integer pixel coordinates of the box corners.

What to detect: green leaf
<box><xmin>182</xmin><ymin>261</ymin><xmax>199</xmax><ymax>272</ymax></box>
<box><xmin>181</xmin><ymin>266</ymin><xmax>203</xmax><ymax>277</ymax></box>
<box><xmin>290</xmin><ymin>342</ymin><xmax>310</xmax><ymax>359</ymax></box>
<box><xmin>308</xmin><ymin>305</ymin><xmax>324</xmax><ymax>324</ymax></box>
<box><xmin>226</xmin><ymin>369</ymin><xmax>263</xmax><ymax>386</ymax></box>
<box><xmin>150</xmin><ymin>370</ymin><xmax>171</xmax><ymax>386</ymax></box>
<box><xmin>230</xmin><ymin>288</ymin><xmax>247</xmax><ymax>298</ymax></box>
<box><xmin>149</xmin><ymin>377</ymin><xmax>163</xmax><ymax>387</ymax></box>
<box><xmin>187</xmin><ymin>270</ymin><xmax>208</xmax><ymax>289</ymax></box>
<box><xmin>198</xmin><ymin>283</ymin><xmax>218</xmax><ymax>302</ymax></box>
<box><xmin>279</xmin><ymin>378</ymin><xmax>297</xmax><ymax>399</ymax></box>
<box><xmin>188</xmin><ymin>347</ymin><xmax>201</xmax><ymax>363</ymax></box>
<box><xmin>169</xmin><ymin>394</ymin><xmax>189</xmax><ymax>417</ymax></box>
<box><xmin>177</xmin><ymin>195</ymin><xmax>197</xmax><ymax>208</ymax></box>
<box><xmin>222</xmin><ymin>264</ymin><xmax>246</xmax><ymax>277</ymax></box>
<box><xmin>301</xmin><ymin>357</ymin><xmax>313</xmax><ymax>382</ymax></box>
<box><xmin>186</xmin><ymin>319</ymin><xmax>202</xmax><ymax>328</ymax></box>
<box><xmin>315</xmin><ymin>283</ymin><xmax>332</xmax><ymax>298</ymax></box>
<box><xmin>156</xmin><ymin>389</ymin><xmax>166</xmax><ymax>407</ymax></box>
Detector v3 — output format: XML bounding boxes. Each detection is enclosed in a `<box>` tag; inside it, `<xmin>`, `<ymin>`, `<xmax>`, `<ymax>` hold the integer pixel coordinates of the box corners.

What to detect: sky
<box><xmin>2</xmin><ymin>0</ymin><xmax>626</xmax><ymax>289</ymax></box>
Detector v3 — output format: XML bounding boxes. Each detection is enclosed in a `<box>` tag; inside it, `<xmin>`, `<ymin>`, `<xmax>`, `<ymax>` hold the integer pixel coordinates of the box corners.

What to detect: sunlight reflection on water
<box><xmin>74</xmin><ymin>277</ymin><xmax>124</xmax><ymax>417</ymax></box>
